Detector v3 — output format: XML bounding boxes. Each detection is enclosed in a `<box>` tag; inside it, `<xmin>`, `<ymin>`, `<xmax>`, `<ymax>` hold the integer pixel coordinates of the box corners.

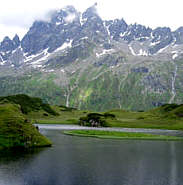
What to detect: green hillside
<box><xmin>0</xmin><ymin>58</ymin><xmax>182</xmax><ymax>112</ymax></box>
<box><xmin>0</xmin><ymin>101</ymin><xmax>52</xmax><ymax>150</ymax></box>
<box><xmin>1</xmin><ymin>94</ymin><xmax>183</xmax><ymax>134</ymax></box>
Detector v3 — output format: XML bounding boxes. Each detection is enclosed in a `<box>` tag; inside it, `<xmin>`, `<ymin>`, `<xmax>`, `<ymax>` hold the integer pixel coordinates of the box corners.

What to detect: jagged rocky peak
<box><xmin>2</xmin><ymin>36</ymin><xmax>11</xmax><ymax>42</ymax></box>
<box><xmin>81</xmin><ymin>3</ymin><xmax>105</xmax><ymax>31</ymax></box>
<box><xmin>13</xmin><ymin>34</ymin><xmax>20</xmax><ymax>47</ymax></box>
<box><xmin>82</xmin><ymin>3</ymin><xmax>99</xmax><ymax>19</ymax></box>
<box><xmin>151</xmin><ymin>27</ymin><xmax>172</xmax><ymax>44</ymax></box>
<box><xmin>0</xmin><ymin>36</ymin><xmax>16</xmax><ymax>52</ymax></box>
<box><xmin>2</xmin><ymin>4</ymin><xmax>183</xmax><ymax>66</ymax></box>
<box><xmin>21</xmin><ymin>20</ymin><xmax>53</xmax><ymax>54</ymax></box>
<box><xmin>80</xmin><ymin>4</ymin><xmax>108</xmax><ymax>44</ymax></box>
<box><xmin>122</xmin><ymin>23</ymin><xmax>152</xmax><ymax>43</ymax></box>
<box><xmin>106</xmin><ymin>19</ymin><xmax>128</xmax><ymax>40</ymax></box>
<box><xmin>30</xmin><ymin>21</ymin><xmax>52</xmax><ymax>33</ymax></box>
<box><xmin>174</xmin><ymin>26</ymin><xmax>183</xmax><ymax>35</ymax></box>
<box><xmin>51</xmin><ymin>5</ymin><xmax>79</xmax><ymax>25</ymax></box>
<box><xmin>21</xmin><ymin>5</ymin><xmax>81</xmax><ymax>55</ymax></box>
<box><xmin>152</xmin><ymin>27</ymin><xmax>172</xmax><ymax>39</ymax></box>
<box><xmin>130</xmin><ymin>23</ymin><xmax>152</xmax><ymax>37</ymax></box>
<box><xmin>173</xmin><ymin>27</ymin><xmax>183</xmax><ymax>44</ymax></box>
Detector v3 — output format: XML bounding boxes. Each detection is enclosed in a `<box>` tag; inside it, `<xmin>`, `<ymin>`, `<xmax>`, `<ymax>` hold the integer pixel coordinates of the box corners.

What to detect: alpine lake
<box><xmin>0</xmin><ymin>125</ymin><xmax>183</xmax><ymax>185</ymax></box>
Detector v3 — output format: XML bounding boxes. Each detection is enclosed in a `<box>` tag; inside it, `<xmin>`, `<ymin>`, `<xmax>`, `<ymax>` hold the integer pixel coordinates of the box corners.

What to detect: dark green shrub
<box><xmin>0</xmin><ymin>94</ymin><xmax>58</xmax><ymax>116</ymax></box>
<box><xmin>79</xmin><ymin>113</ymin><xmax>108</xmax><ymax>127</ymax></box>
<box><xmin>161</xmin><ymin>104</ymin><xmax>179</xmax><ymax>112</ymax></box>
<box><xmin>103</xmin><ymin>112</ymin><xmax>116</xmax><ymax>118</ymax></box>
<box><xmin>137</xmin><ymin>116</ymin><xmax>145</xmax><ymax>120</ymax></box>
<box><xmin>59</xmin><ymin>105</ymin><xmax>77</xmax><ymax>112</ymax></box>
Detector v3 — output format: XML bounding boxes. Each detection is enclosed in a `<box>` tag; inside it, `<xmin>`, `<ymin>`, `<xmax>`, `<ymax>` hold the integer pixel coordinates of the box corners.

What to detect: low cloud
<box><xmin>0</xmin><ymin>10</ymin><xmax>54</xmax><ymax>29</ymax></box>
<box><xmin>0</xmin><ymin>0</ymin><xmax>97</xmax><ymax>40</ymax></box>
<box><xmin>64</xmin><ymin>14</ymin><xmax>77</xmax><ymax>23</ymax></box>
<box><xmin>0</xmin><ymin>0</ymin><xmax>182</xmax><ymax>41</ymax></box>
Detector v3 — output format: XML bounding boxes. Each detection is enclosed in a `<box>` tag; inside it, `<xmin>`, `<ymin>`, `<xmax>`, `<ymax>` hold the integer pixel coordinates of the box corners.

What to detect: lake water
<box><xmin>0</xmin><ymin>126</ymin><xmax>183</xmax><ymax>185</ymax></box>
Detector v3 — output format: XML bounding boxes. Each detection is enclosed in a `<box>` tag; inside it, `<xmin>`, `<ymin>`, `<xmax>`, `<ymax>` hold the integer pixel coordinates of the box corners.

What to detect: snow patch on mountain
<box><xmin>157</xmin><ymin>45</ymin><xmax>169</xmax><ymax>53</ymax></box>
<box><xmin>103</xmin><ymin>22</ymin><xmax>110</xmax><ymax>36</ymax></box>
<box><xmin>96</xmin><ymin>49</ymin><xmax>115</xmax><ymax>58</ymax></box>
<box><xmin>137</xmin><ymin>49</ymin><xmax>148</xmax><ymax>56</ymax></box>
<box><xmin>171</xmin><ymin>51</ymin><xmax>179</xmax><ymax>59</ymax></box>
<box><xmin>0</xmin><ymin>60</ymin><xmax>5</xmax><ymax>66</ymax></box>
<box><xmin>61</xmin><ymin>69</ymin><xmax>65</xmax><ymax>73</ymax></box>
<box><xmin>120</xmin><ymin>31</ymin><xmax>127</xmax><ymax>37</ymax></box>
<box><xmin>56</xmin><ymin>22</ymin><xmax>62</xmax><ymax>26</ymax></box>
<box><xmin>79</xmin><ymin>37</ymin><xmax>88</xmax><ymax>41</ymax></box>
<box><xmin>150</xmin><ymin>41</ymin><xmax>160</xmax><ymax>46</ymax></box>
<box><xmin>55</xmin><ymin>40</ymin><xmax>73</xmax><ymax>52</ymax></box>
<box><xmin>23</xmin><ymin>40</ymin><xmax>73</xmax><ymax>67</ymax></box>
<box><xmin>172</xmin><ymin>53</ymin><xmax>178</xmax><ymax>59</ymax></box>
<box><xmin>129</xmin><ymin>45</ymin><xmax>137</xmax><ymax>56</ymax></box>
<box><xmin>24</xmin><ymin>52</ymin><xmax>42</xmax><ymax>63</ymax></box>
<box><xmin>35</xmin><ymin>49</ymin><xmax>50</xmax><ymax>63</ymax></box>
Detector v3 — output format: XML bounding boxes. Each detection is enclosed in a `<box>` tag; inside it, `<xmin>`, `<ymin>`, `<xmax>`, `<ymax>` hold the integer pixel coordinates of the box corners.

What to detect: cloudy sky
<box><xmin>0</xmin><ymin>0</ymin><xmax>182</xmax><ymax>40</ymax></box>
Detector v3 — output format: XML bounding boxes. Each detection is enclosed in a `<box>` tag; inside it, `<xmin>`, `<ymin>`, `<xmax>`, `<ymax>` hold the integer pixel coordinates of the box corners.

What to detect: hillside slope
<box><xmin>0</xmin><ymin>101</ymin><xmax>52</xmax><ymax>150</ymax></box>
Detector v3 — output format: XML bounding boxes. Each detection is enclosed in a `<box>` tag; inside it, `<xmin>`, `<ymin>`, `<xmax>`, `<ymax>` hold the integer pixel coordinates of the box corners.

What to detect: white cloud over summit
<box><xmin>0</xmin><ymin>0</ymin><xmax>183</xmax><ymax>40</ymax></box>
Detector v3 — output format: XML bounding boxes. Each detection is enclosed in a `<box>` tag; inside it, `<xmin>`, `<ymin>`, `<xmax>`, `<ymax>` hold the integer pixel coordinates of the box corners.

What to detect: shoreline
<box><xmin>36</xmin><ymin>124</ymin><xmax>183</xmax><ymax>137</ymax></box>
<box><xmin>63</xmin><ymin>130</ymin><xmax>183</xmax><ymax>141</ymax></box>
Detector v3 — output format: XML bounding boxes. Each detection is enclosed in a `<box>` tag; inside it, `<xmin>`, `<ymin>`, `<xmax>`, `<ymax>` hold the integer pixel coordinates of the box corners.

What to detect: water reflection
<box><xmin>169</xmin><ymin>142</ymin><xmax>177</xmax><ymax>185</ymax></box>
<box><xmin>0</xmin><ymin>148</ymin><xmax>45</xmax><ymax>162</ymax></box>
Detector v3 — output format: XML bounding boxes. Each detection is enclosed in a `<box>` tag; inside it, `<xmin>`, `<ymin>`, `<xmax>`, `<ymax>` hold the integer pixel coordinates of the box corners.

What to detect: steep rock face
<box><xmin>81</xmin><ymin>4</ymin><xmax>108</xmax><ymax>43</ymax></box>
<box><xmin>173</xmin><ymin>27</ymin><xmax>183</xmax><ymax>44</ymax></box>
<box><xmin>106</xmin><ymin>19</ymin><xmax>128</xmax><ymax>41</ymax></box>
<box><xmin>1</xmin><ymin>4</ymin><xmax>183</xmax><ymax>65</ymax></box>
<box><xmin>0</xmin><ymin>36</ymin><xmax>20</xmax><ymax>61</ymax></box>
<box><xmin>13</xmin><ymin>34</ymin><xmax>20</xmax><ymax>48</ymax></box>
<box><xmin>149</xmin><ymin>27</ymin><xmax>173</xmax><ymax>54</ymax></box>
<box><xmin>1</xmin><ymin>4</ymin><xmax>183</xmax><ymax>111</ymax></box>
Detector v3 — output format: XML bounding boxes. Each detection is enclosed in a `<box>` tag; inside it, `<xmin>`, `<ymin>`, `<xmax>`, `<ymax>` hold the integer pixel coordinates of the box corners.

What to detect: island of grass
<box><xmin>0</xmin><ymin>99</ymin><xmax>52</xmax><ymax>150</ymax></box>
<box><xmin>64</xmin><ymin>130</ymin><xmax>183</xmax><ymax>141</ymax></box>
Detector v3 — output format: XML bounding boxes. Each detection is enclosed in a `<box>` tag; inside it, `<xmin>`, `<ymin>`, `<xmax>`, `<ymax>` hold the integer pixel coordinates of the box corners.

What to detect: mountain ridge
<box><xmin>0</xmin><ymin>4</ymin><xmax>183</xmax><ymax>111</ymax></box>
<box><xmin>1</xmin><ymin>4</ymin><xmax>183</xmax><ymax>65</ymax></box>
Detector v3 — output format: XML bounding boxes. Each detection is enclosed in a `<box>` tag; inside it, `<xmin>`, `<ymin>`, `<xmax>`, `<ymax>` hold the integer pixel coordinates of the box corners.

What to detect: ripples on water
<box><xmin>0</xmin><ymin>128</ymin><xmax>183</xmax><ymax>185</ymax></box>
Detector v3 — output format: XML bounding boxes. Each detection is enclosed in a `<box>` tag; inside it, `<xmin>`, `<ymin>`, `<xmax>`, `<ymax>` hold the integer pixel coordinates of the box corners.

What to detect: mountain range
<box><xmin>0</xmin><ymin>4</ymin><xmax>183</xmax><ymax>111</ymax></box>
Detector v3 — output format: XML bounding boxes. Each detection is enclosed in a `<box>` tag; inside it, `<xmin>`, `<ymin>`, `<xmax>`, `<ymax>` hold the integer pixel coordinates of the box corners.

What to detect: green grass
<box><xmin>31</xmin><ymin>105</ymin><xmax>183</xmax><ymax>131</ymax></box>
<box><xmin>64</xmin><ymin>130</ymin><xmax>183</xmax><ymax>141</ymax></box>
<box><xmin>104</xmin><ymin>109</ymin><xmax>183</xmax><ymax>130</ymax></box>
<box><xmin>0</xmin><ymin>94</ymin><xmax>58</xmax><ymax>115</ymax></box>
<box><xmin>0</xmin><ymin>103</ymin><xmax>52</xmax><ymax>150</ymax></box>
<box><xmin>37</xmin><ymin>118</ymin><xmax>79</xmax><ymax>125</ymax></box>
<box><xmin>2</xmin><ymin>94</ymin><xmax>183</xmax><ymax>131</ymax></box>
<box><xmin>31</xmin><ymin>105</ymin><xmax>88</xmax><ymax>125</ymax></box>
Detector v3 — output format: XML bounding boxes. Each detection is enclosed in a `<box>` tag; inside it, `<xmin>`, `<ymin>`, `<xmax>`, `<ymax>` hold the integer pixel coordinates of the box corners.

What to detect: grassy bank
<box><xmin>64</xmin><ymin>130</ymin><xmax>183</xmax><ymax>141</ymax></box>
<box><xmin>0</xmin><ymin>103</ymin><xmax>52</xmax><ymax>150</ymax></box>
